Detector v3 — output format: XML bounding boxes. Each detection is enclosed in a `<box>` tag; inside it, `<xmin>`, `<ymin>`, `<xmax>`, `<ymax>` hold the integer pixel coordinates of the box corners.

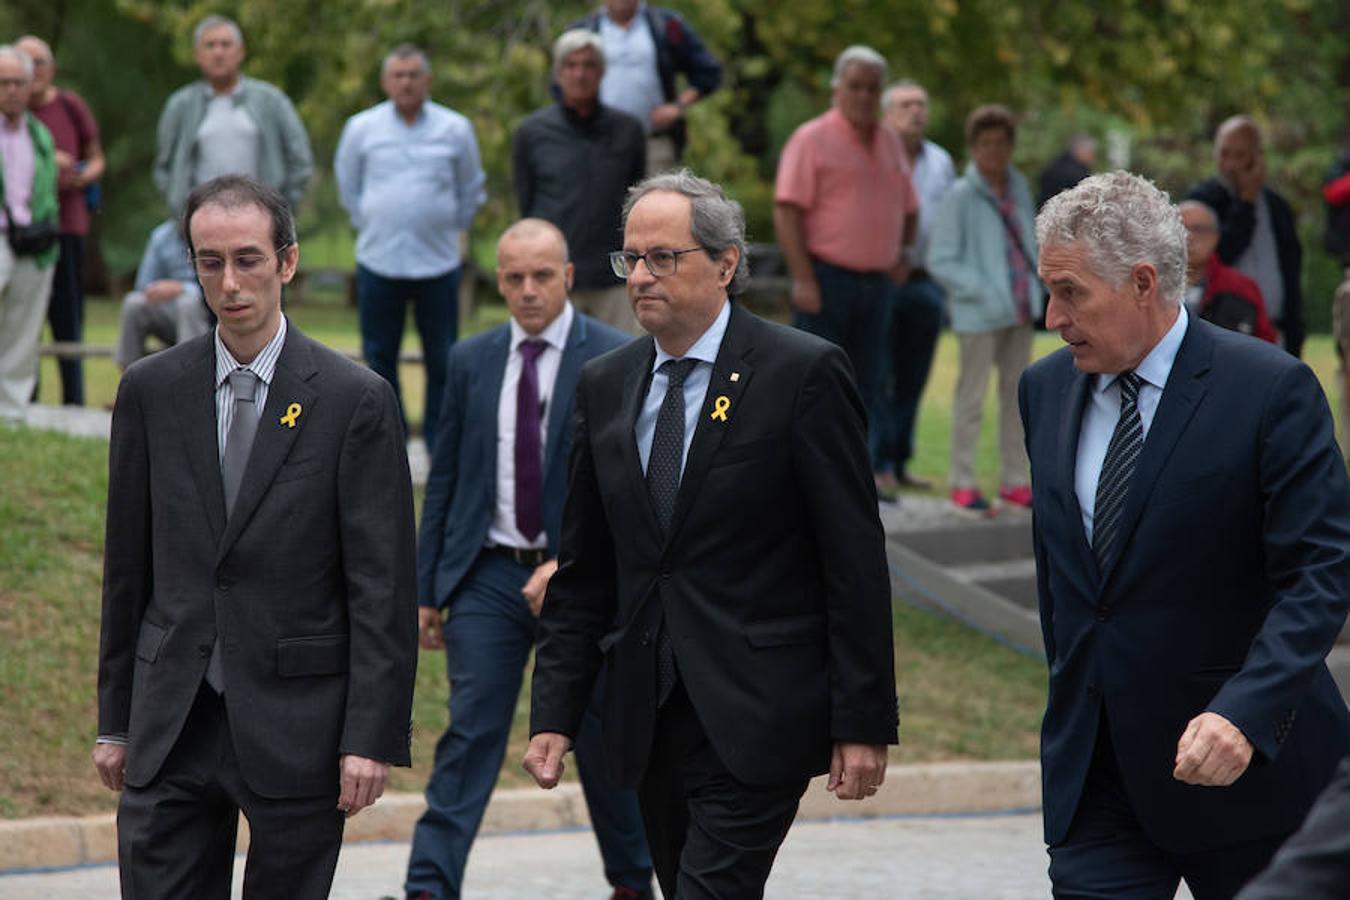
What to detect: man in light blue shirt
<box><xmin>115</xmin><ymin>219</ymin><xmax>211</xmax><ymax>368</ymax></box>
<box><xmin>335</xmin><ymin>44</ymin><xmax>486</xmax><ymax>454</ymax></box>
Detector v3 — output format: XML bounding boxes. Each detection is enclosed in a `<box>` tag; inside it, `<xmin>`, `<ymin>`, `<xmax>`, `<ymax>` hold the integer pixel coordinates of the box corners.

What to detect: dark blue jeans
<box><xmin>794</xmin><ymin>259</ymin><xmax>889</xmax><ymax>459</ymax></box>
<box><xmin>404</xmin><ymin>553</ymin><xmax>651</xmax><ymax>899</ymax></box>
<box><xmin>871</xmin><ymin>275</ymin><xmax>944</xmax><ymax>475</ymax></box>
<box><xmin>356</xmin><ymin>265</ymin><xmax>459</xmax><ymax>455</ymax></box>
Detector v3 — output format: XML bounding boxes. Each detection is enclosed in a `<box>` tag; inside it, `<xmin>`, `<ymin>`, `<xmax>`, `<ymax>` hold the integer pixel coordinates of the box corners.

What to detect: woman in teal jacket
<box><xmin>927</xmin><ymin>104</ymin><xmax>1043</xmax><ymax>514</ymax></box>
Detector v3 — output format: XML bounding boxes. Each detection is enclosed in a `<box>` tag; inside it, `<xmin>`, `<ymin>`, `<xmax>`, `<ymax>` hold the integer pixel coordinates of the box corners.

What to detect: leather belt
<box><xmin>488</xmin><ymin>546</ymin><xmax>550</xmax><ymax>568</ymax></box>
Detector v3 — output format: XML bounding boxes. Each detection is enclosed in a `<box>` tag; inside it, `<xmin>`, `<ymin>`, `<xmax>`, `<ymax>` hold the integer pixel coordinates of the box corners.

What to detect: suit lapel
<box><xmin>1056</xmin><ymin>366</ymin><xmax>1097</xmax><ymax>583</ymax></box>
<box><xmin>622</xmin><ymin>338</ymin><xmax>660</xmax><ymax>536</ymax></box>
<box><xmin>216</xmin><ymin>329</ymin><xmax>319</xmax><ymax>563</ymax></box>
<box><xmin>1099</xmin><ymin>319</ymin><xmax>1211</xmax><ymax>586</ymax></box>
<box><xmin>545</xmin><ymin>316</ymin><xmax>585</xmax><ymax>475</ymax></box>
<box><xmin>173</xmin><ymin>338</ymin><xmax>227</xmax><ymax>546</ymax></box>
<box><xmin>480</xmin><ymin>327</ymin><xmax>510</xmax><ymax>483</ymax></box>
<box><xmin>667</xmin><ymin>304</ymin><xmax>754</xmax><ymax>541</ymax></box>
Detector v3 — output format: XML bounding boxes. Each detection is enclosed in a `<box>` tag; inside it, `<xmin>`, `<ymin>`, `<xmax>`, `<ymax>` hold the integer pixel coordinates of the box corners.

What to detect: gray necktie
<box><xmin>1093</xmin><ymin>371</ymin><xmax>1142</xmax><ymax>574</ymax></box>
<box><xmin>208</xmin><ymin>368</ymin><xmax>260</xmax><ymax>692</ymax></box>
<box><xmin>648</xmin><ymin>358</ymin><xmax>697</xmax><ymax>706</ymax></box>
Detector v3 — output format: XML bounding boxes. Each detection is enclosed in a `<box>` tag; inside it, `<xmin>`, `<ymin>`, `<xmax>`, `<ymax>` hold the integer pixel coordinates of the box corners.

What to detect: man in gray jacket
<box><xmin>154</xmin><ymin>15</ymin><xmax>312</xmax><ymax>214</ymax></box>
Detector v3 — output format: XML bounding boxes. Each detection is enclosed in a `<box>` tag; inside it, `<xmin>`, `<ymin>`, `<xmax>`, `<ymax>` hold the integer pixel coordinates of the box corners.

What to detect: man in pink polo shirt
<box><xmin>774</xmin><ymin>45</ymin><xmax>917</xmax><ymax>492</ymax></box>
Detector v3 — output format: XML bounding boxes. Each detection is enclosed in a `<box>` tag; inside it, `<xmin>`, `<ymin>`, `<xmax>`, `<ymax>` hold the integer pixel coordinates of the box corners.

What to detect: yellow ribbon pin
<box><xmin>280</xmin><ymin>403</ymin><xmax>302</xmax><ymax>428</ymax></box>
<box><xmin>710</xmin><ymin>395</ymin><xmax>731</xmax><ymax>422</ymax></box>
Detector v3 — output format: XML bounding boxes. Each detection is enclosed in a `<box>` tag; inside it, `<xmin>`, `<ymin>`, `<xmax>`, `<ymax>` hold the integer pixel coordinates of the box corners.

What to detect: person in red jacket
<box><xmin>1180</xmin><ymin>200</ymin><xmax>1276</xmax><ymax>343</ymax></box>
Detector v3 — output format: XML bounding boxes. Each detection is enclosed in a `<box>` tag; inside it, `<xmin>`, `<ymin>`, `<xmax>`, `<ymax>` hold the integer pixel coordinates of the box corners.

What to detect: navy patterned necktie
<box><xmin>1093</xmin><ymin>371</ymin><xmax>1143</xmax><ymax>573</ymax></box>
<box><xmin>648</xmin><ymin>357</ymin><xmax>697</xmax><ymax>707</ymax></box>
<box><xmin>646</xmin><ymin>358</ymin><xmax>698</xmax><ymax>532</ymax></box>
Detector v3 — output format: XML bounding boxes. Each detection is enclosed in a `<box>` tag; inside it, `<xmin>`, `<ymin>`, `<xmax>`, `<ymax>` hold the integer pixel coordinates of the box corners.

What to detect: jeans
<box><xmin>356</xmin><ymin>265</ymin><xmax>459</xmax><ymax>455</ymax></box>
<box><xmin>404</xmin><ymin>553</ymin><xmax>651</xmax><ymax>899</ymax></box>
<box><xmin>793</xmin><ymin>259</ymin><xmax>889</xmax><ymax>457</ymax></box>
<box><xmin>871</xmin><ymin>275</ymin><xmax>944</xmax><ymax>475</ymax></box>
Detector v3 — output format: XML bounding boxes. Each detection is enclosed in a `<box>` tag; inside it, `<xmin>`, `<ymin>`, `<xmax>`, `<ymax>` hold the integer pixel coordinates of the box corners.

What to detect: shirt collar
<box><xmin>1095</xmin><ymin>305</ymin><xmax>1188</xmax><ymax>395</ymax></box>
<box><xmin>215</xmin><ymin>314</ymin><xmax>288</xmax><ymax>389</ymax></box>
<box><xmin>203</xmin><ymin>78</ymin><xmax>245</xmax><ymax>100</ymax></box>
<box><xmin>510</xmin><ymin>301</ymin><xmax>574</xmax><ymax>354</ymax></box>
<box><xmin>652</xmin><ymin>299</ymin><xmax>730</xmax><ymax>373</ymax></box>
<box><xmin>604</xmin><ymin>1</ymin><xmax>647</xmax><ymax>27</ymax></box>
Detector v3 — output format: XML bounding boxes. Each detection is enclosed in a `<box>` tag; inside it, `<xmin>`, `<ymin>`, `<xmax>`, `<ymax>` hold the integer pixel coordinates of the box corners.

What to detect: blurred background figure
<box><xmin>872</xmin><ymin>79</ymin><xmax>955</xmax><ymax>497</ymax></box>
<box><xmin>1179</xmin><ymin>199</ymin><xmax>1275</xmax><ymax>342</ymax></box>
<box><xmin>570</xmin><ymin>0</ymin><xmax>721</xmax><ymax>174</ymax></box>
<box><xmin>927</xmin><ymin>104</ymin><xmax>1040</xmax><ymax>515</ymax></box>
<box><xmin>1187</xmin><ymin>116</ymin><xmax>1303</xmax><ymax>356</ymax></box>
<box><xmin>1037</xmin><ymin>134</ymin><xmax>1095</xmax><ymax>209</ymax></box>
<box><xmin>114</xmin><ymin>219</ymin><xmax>210</xmax><ymax>370</ymax></box>
<box><xmin>17</xmin><ymin>35</ymin><xmax>102</xmax><ymax>408</ymax></box>
<box><xmin>335</xmin><ymin>44</ymin><xmax>486</xmax><ymax>454</ymax></box>
<box><xmin>514</xmin><ymin>30</ymin><xmax>645</xmax><ymax>334</ymax></box>
<box><xmin>1324</xmin><ymin>144</ymin><xmax>1350</xmax><ymax>462</ymax></box>
<box><xmin>154</xmin><ymin>14</ymin><xmax>312</xmax><ymax>214</ymax></box>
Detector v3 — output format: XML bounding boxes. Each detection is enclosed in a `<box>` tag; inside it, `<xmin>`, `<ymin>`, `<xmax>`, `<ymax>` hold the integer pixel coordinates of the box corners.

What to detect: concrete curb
<box><xmin>0</xmin><ymin>761</ymin><xmax>1040</xmax><ymax>873</ymax></box>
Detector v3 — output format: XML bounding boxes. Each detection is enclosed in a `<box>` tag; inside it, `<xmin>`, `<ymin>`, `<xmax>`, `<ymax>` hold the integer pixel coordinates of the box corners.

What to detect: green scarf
<box><xmin>0</xmin><ymin>113</ymin><xmax>60</xmax><ymax>268</ymax></box>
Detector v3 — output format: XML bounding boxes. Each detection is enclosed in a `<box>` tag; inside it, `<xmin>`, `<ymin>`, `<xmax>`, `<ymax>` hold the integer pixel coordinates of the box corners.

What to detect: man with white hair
<box><xmin>1021</xmin><ymin>171</ymin><xmax>1350</xmax><ymax>898</ymax></box>
<box><xmin>513</xmin><ymin>29</ymin><xmax>646</xmax><ymax>333</ymax></box>
<box><xmin>1178</xmin><ymin>199</ymin><xmax>1275</xmax><ymax>342</ymax></box>
<box><xmin>1187</xmin><ymin>116</ymin><xmax>1303</xmax><ymax>356</ymax></box>
<box><xmin>154</xmin><ymin>14</ymin><xmax>312</xmax><ymax>214</ymax></box>
<box><xmin>335</xmin><ymin>43</ymin><xmax>486</xmax><ymax>455</ymax></box>
<box><xmin>775</xmin><ymin>46</ymin><xmax>918</xmax><ymax>478</ymax></box>
<box><xmin>0</xmin><ymin>44</ymin><xmax>59</xmax><ymax>422</ymax></box>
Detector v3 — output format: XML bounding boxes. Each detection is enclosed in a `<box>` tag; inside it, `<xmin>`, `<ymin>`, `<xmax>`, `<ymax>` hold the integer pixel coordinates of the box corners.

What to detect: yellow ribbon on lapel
<box><xmin>710</xmin><ymin>395</ymin><xmax>731</xmax><ymax>422</ymax></box>
<box><xmin>280</xmin><ymin>403</ymin><xmax>302</xmax><ymax>428</ymax></box>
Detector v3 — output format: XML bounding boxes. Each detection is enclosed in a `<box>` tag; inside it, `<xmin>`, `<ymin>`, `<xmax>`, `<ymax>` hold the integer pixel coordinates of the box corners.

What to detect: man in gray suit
<box><xmin>94</xmin><ymin>175</ymin><xmax>417</xmax><ymax>899</ymax></box>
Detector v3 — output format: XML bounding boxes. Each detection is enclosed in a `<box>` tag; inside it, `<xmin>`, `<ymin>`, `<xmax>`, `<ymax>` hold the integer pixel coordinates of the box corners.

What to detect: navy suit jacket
<box><xmin>418</xmin><ymin>311</ymin><xmax>631</xmax><ymax>608</ymax></box>
<box><xmin>1020</xmin><ymin>316</ymin><xmax>1350</xmax><ymax>854</ymax></box>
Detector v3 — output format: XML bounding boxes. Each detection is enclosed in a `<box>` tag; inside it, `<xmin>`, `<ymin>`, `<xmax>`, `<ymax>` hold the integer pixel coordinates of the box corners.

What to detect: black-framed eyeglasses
<box><xmin>609</xmin><ymin>246</ymin><xmax>706</xmax><ymax>279</ymax></box>
<box><xmin>191</xmin><ymin>243</ymin><xmax>293</xmax><ymax>279</ymax></box>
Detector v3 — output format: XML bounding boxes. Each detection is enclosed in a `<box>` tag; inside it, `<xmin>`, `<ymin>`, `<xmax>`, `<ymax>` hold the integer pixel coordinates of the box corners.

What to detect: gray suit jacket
<box><xmin>98</xmin><ymin>324</ymin><xmax>418</xmax><ymax>799</ymax></box>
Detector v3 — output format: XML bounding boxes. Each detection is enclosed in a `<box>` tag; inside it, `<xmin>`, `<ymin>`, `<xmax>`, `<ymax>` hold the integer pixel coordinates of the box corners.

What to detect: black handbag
<box><xmin>3</xmin><ymin>202</ymin><xmax>58</xmax><ymax>257</ymax></box>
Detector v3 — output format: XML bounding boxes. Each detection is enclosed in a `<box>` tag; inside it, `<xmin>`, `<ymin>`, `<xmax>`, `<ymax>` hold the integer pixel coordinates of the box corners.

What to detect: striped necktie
<box><xmin>1092</xmin><ymin>371</ymin><xmax>1143</xmax><ymax>574</ymax></box>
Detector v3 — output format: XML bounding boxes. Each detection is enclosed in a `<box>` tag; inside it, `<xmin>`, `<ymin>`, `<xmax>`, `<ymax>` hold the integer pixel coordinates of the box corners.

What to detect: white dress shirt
<box><xmin>1075</xmin><ymin>306</ymin><xmax>1188</xmax><ymax>543</ymax></box>
<box><xmin>487</xmin><ymin>302</ymin><xmax>575</xmax><ymax>550</ymax></box>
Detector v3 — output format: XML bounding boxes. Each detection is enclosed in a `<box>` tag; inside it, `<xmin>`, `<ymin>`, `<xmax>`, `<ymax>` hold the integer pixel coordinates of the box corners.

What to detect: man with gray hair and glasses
<box><xmin>336</xmin><ymin>43</ymin><xmax>486</xmax><ymax>455</ymax></box>
<box><xmin>1021</xmin><ymin>171</ymin><xmax>1350</xmax><ymax>898</ymax></box>
<box><xmin>525</xmin><ymin>170</ymin><xmax>897</xmax><ymax>898</ymax></box>
<box><xmin>154</xmin><ymin>14</ymin><xmax>312</xmax><ymax>214</ymax></box>
<box><xmin>514</xmin><ymin>29</ymin><xmax>645</xmax><ymax>333</ymax></box>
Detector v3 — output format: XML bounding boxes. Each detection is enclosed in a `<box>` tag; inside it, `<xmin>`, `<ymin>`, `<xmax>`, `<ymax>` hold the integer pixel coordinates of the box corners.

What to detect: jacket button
<box><xmin>198</xmin><ymin>644</ymin><xmax>212</xmax><ymax>658</ymax></box>
<box><xmin>1087</xmin><ymin>683</ymin><xmax>1100</xmax><ymax>698</ymax></box>
<box><xmin>641</xmin><ymin>630</ymin><xmax>652</xmax><ymax>646</ymax></box>
<box><xmin>216</xmin><ymin>579</ymin><xmax>230</xmax><ymax>592</ymax></box>
<box><xmin>1095</xmin><ymin>607</ymin><xmax>1111</xmax><ymax>622</ymax></box>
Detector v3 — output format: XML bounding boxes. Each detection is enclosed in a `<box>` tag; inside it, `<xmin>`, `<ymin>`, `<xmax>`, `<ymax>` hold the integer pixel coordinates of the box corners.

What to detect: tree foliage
<box><xmin>5</xmin><ymin>0</ymin><xmax>1349</xmax><ymax>321</ymax></box>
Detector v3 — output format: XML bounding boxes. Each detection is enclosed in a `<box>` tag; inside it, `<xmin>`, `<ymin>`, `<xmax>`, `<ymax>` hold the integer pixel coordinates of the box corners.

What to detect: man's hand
<box><xmin>144</xmin><ymin>280</ymin><xmax>184</xmax><ymax>304</ymax></box>
<box><xmin>337</xmin><ymin>754</ymin><xmax>389</xmax><ymax>817</ymax></box>
<box><xmin>1173</xmin><ymin>712</ymin><xmax>1254</xmax><ymax>786</ymax></box>
<box><xmin>649</xmin><ymin>102</ymin><xmax>683</xmax><ymax>132</ymax></box>
<box><xmin>826</xmin><ymin>741</ymin><xmax>887</xmax><ymax>800</ymax></box>
<box><xmin>790</xmin><ymin>277</ymin><xmax>822</xmax><ymax>315</ymax></box>
<box><xmin>521</xmin><ymin>559</ymin><xmax>559</xmax><ymax>618</ymax></box>
<box><xmin>522</xmin><ymin>732</ymin><xmax>571</xmax><ymax>788</ymax></box>
<box><xmin>418</xmin><ymin>606</ymin><xmax>444</xmax><ymax>651</ymax></box>
<box><xmin>887</xmin><ymin>258</ymin><xmax>911</xmax><ymax>287</ymax></box>
<box><xmin>93</xmin><ymin>742</ymin><xmax>128</xmax><ymax>791</ymax></box>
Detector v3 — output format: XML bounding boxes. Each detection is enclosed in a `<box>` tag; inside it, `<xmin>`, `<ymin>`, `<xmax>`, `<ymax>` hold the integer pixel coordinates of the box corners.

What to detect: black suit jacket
<box><xmin>1019</xmin><ymin>316</ymin><xmax>1350</xmax><ymax>854</ymax></box>
<box><xmin>530</xmin><ymin>302</ymin><xmax>898</xmax><ymax>788</ymax></box>
<box><xmin>98</xmin><ymin>324</ymin><xmax>418</xmax><ymax>799</ymax></box>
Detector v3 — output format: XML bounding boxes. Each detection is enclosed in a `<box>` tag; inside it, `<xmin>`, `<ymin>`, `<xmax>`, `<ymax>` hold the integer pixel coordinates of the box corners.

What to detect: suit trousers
<box><xmin>1048</xmin><ymin>720</ymin><xmax>1288</xmax><ymax>900</ymax></box>
<box><xmin>794</xmin><ymin>259</ymin><xmax>890</xmax><ymax>468</ymax></box>
<box><xmin>951</xmin><ymin>323</ymin><xmax>1032</xmax><ymax>489</ymax></box>
<box><xmin>0</xmin><ymin>241</ymin><xmax>55</xmax><ymax>421</ymax></box>
<box><xmin>355</xmin><ymin>264</ymin><xmax>459</xmax><ymax>456</ymax></box>
<box><xmin>638</xmin><ymin>680</ymin><xmax>808</xmax><ymax>900</ymax></box>
<box><xmin>404</xmin><ymin>552</ymin><xmax>651</xmax><ymax>899</ymax></box>
<box><xmin>871</xmin><ymin>274</ymin><xmax>944</xmax><ymax>475</ymax></box>
<box><xmin>116</xmin><ymin>684</ymin><xmax>344</xmax><ymax>900</ymax></box>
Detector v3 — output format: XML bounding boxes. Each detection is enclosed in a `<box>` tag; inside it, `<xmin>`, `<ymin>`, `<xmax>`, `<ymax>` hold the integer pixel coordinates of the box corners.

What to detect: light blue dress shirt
<box><xmin>334</xmin><ymin>100</ymin><xmax>486</xmax><ymax>280</ymax></box>
<box><xmin>1075</xmin><ymin>306</ymin><xmax>1189</xmax><ymax>543</ymax></box>
<box><xmin>134</xmin><ymin>220</ymin><xmax>199</xmax><ymax>300</ymax></box>
<box><xmin>637</xmin><ymin>300</ymin><xmax>731</xmax><ymax>476</ymax></box>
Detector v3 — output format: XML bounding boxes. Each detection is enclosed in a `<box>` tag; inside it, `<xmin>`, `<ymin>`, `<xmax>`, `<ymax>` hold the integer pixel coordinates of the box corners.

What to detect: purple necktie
<box><xmin>515</xmin><ymin>339</ymin><xmax>547</xmax><ymax>542</ymax></box>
